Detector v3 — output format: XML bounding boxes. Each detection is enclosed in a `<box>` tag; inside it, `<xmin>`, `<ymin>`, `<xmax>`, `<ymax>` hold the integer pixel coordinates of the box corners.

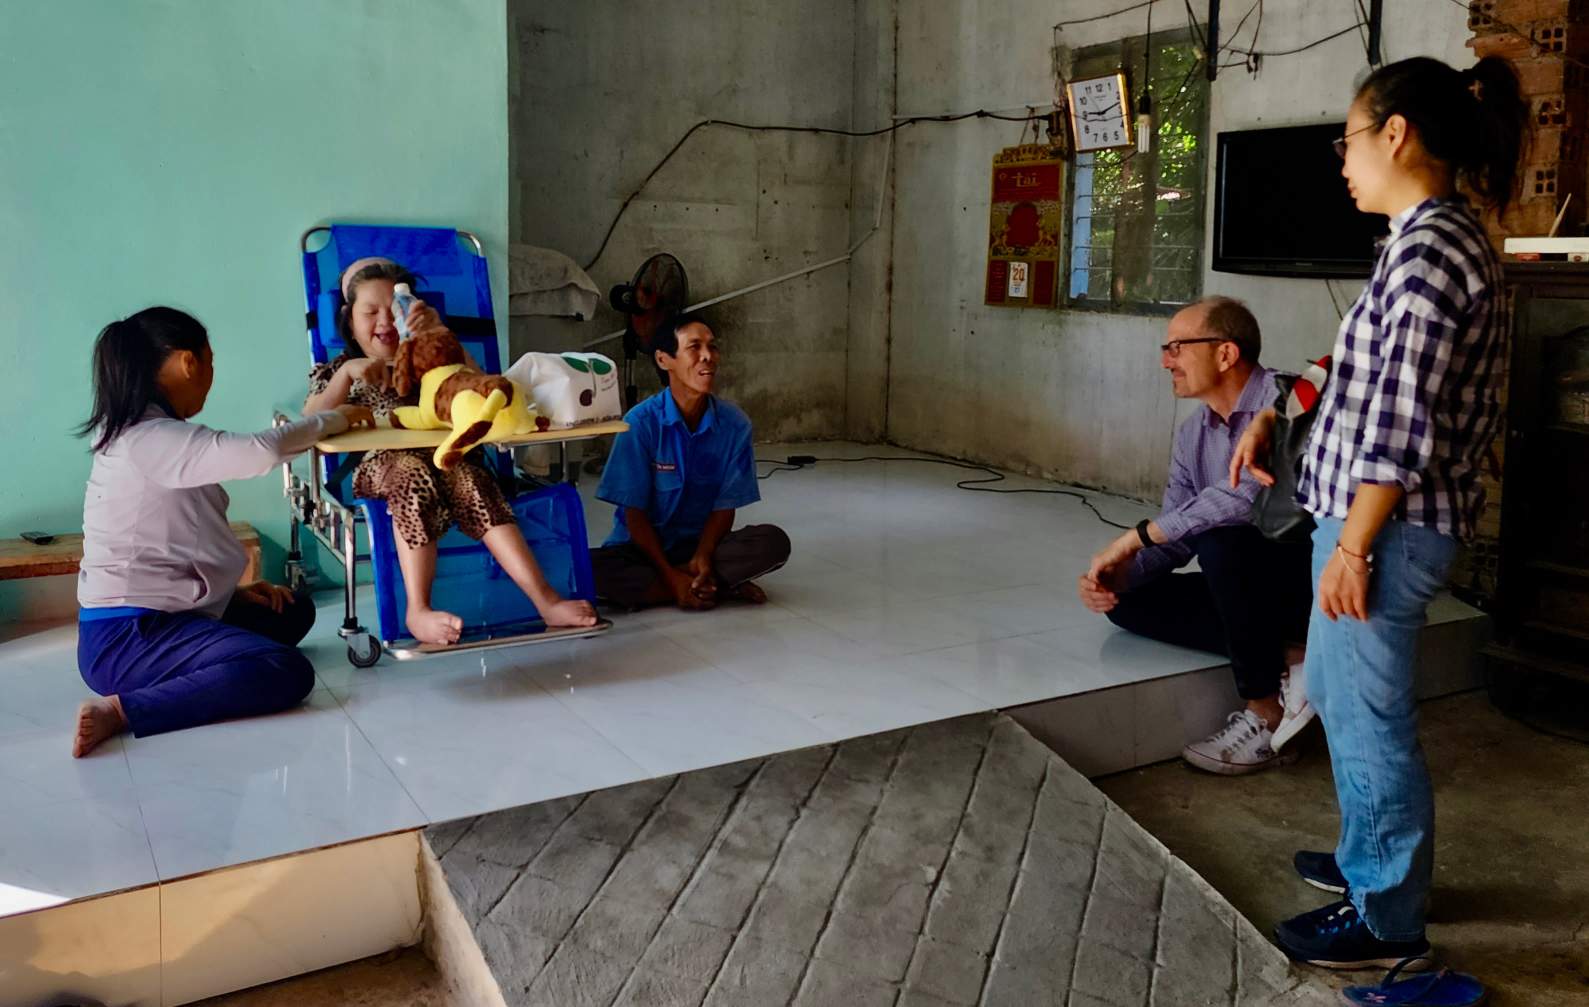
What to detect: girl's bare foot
<box><xmin>73</xmin><ymin>696</ymin><xmax>127</xmax><ymax>758</ymax></box>
<box><xmin>727</xmin><ymin>580</ymin><xmax>768</xmax><ymax>605</ymax></box>
<box><xmin>542</xmin><ymin>598</ymin><xmax>598</xmax><ymax>628</ymax></box>
<box><xmin>407</xmin><ymin>606</ymin><xmax>464</xmax><ymax>645</ymax></box>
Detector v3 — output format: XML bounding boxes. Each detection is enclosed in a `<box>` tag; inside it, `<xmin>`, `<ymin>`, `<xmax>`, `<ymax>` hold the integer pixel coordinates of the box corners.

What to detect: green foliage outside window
<box><xmin>1068</xmin><ymin>29</ymin><xmax>1208</xmax><ymax>313</ymax></box>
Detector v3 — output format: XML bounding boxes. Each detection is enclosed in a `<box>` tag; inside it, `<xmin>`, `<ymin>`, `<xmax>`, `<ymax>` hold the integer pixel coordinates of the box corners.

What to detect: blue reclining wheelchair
<box><xmin>277</xmin><ymin>223</ymin><xmax>614</xmax><ymax>666</ymax></box>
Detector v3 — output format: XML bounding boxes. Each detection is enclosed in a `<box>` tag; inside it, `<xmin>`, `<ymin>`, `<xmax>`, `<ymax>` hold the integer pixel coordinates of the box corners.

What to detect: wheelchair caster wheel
<box><xmin>347</xmin><ymin>635</ymin><xmax>382</xmax><ymax>668</ymax></box>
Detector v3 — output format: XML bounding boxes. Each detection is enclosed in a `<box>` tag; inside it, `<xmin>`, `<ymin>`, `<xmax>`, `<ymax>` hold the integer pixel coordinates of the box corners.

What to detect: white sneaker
<box><xmin>1272</xmin><ymin>661</ymin><xmax>1316</xmax><ymax>753</ymax></box>
<box><xmin>1182</xmin><ymin>709</ymin><xmax>1298</xmax><ymax>776</ymax></box>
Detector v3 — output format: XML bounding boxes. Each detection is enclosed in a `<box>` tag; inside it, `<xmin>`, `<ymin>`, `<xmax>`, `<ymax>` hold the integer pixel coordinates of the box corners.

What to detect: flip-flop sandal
<box><xmin>1341</xmin><ymin>956</ymin><xmax>1487</xmax><ymax>1006</ymax></box>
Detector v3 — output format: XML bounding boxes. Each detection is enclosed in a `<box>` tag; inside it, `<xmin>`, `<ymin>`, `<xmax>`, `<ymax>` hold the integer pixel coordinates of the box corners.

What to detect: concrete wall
<box><xmin>845</xmin><ymin>0</ymin><xmax>900</xmax><ymax>443</ymax></box>
<box><xmin>506</xmin><ymin>0</ymin><xmax>860</xmax><ymax>442</ymax></box>
<box><xmin>0</xmin><ymin>0</ymin><xmax>509</xmax><ymax>612</ymax></box>
<box><xmin>881</xmin><ymin>0</ymin><xmax>1475</xmax><ymax>500</ymax></box>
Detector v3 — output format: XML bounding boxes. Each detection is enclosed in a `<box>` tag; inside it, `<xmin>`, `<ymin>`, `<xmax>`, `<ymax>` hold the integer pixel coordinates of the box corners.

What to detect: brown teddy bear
<box><xmin>389</xmin><ymin>324</ymin><xmax>545</xmax><ymax>471</ymax></box>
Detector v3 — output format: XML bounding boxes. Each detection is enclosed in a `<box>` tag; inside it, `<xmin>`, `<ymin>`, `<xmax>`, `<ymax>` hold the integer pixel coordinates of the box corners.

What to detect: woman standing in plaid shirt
<box><xmin>1234</xmin><ymin>56</ymin><xmax>1526</xmax><ymax>971</ymax></box>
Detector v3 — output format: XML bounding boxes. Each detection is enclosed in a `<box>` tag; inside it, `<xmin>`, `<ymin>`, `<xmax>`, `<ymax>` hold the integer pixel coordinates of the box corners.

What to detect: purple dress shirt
<box><xmin>1129</xmin><ymin>365</ymin><xmax>1281</xmax><ymax>586</ymax></box>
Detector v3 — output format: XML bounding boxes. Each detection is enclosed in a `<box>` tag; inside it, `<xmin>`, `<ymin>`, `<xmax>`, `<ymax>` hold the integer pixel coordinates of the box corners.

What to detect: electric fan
<box><xmin>609</xmin><ymin>253</ymin><xmax>689</xmax><ymax>407</ymax></box>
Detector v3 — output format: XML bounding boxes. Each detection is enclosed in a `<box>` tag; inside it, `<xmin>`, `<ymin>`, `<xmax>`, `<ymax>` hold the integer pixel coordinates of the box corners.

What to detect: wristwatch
<box><xmin>1135</xmin><ymin>519</ymin><xmax>1154</xmax><ymax>549</ymax></box>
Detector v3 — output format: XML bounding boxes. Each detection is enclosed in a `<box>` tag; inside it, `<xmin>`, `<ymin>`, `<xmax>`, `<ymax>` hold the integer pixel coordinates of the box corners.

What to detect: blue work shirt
<box><xmin>598</xmin><ymin>390</ymin><xmax>761</xmax><ymax>549</ymax></box>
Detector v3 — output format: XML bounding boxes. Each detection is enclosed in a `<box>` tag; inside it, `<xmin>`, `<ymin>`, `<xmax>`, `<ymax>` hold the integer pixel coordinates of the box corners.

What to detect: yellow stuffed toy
<box><xmin>390</xmin><ymin>338</ymin><xmax>546</xmax><ymax>471</ymax></box>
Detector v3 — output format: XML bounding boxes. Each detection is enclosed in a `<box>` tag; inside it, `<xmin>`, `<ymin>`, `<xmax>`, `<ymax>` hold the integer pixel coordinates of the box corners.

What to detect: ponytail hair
<box><xmin>1356</xmin><ymin>55</ymin><xmax>1528</xmax><ymax>212</ymax></box>
<box><xmin>78</xmin><ymin>307</ymin><xmax>210</xmax><ymax>451</ymax></box>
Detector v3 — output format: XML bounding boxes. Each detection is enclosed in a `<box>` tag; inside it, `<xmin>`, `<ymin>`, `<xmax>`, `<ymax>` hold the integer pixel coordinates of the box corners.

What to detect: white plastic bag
<box><xmin>503</xmin><ymin>352</ymin><xmax>623</xmax><ymax>430</ymax></box>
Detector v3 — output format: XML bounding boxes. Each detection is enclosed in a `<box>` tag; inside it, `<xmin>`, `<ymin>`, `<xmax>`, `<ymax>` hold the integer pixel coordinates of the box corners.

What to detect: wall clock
<box><xmin>1066</xmin><ymin>73</ymin><xmax>1133</xmax><ymax>153</ymax></box>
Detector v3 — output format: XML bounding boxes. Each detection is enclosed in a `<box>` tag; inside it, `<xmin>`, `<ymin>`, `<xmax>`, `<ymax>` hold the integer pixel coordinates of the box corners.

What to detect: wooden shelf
<box><xmin>315</xmin><ymin>419</ymin><xmax>629</xmax><ymax>455</ymax></box>
<box><xmin>1483</xmin><ymin>641</ymin><xmax>1589</xmax><ymax>686</ymax></box>
<box><xmin>1524</xmin><ymin>559</ymin><xmax>1589</xmax><ymax>581</ymax></box>
<box><xmin>1522</xmin><ymin>619</ymin><xmax>1589</xmax><ymax>645</ymax></box>
<box><xmin>2</xmin><ymin>522</ymin><xmax>260</xmax><ymax>582</ymax></box>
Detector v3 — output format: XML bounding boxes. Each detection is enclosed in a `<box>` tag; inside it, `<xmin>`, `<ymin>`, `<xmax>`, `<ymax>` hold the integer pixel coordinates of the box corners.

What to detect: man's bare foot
<box><xmin>407</xmin><ymin>607</ymin><xmax>464</xmax><ymax>645</ymax></box>
<box><xmin>727</xmin><ymin>580</ymin><xmax>768</xmax><ymax>605</ymax></box>
<box><xmin>542</xmin><ymin>598</ymin><xmax>599</xmax><ymax>628</ymax></box>
<box><xmin>73</xmin><ymin>696</ymin><xmax>127</xmax><ymax>758</ymax></box>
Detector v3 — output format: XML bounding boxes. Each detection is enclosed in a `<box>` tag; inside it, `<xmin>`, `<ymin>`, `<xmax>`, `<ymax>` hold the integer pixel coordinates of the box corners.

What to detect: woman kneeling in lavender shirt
<box><xmin>72</xmin><ymin>307</ymin><xmax>373</xmax><ymax>757</ymax></box>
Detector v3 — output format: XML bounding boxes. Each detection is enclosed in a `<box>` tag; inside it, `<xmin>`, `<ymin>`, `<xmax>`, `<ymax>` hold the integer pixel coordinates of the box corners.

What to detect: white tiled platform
<box><xmin>0</xmin><ymin>442</ymin><xmax>1481</xmax><ymax>923</ymax></box>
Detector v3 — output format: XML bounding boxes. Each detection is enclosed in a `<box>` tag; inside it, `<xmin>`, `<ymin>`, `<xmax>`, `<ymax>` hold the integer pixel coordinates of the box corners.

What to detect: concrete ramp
<box><xmin>424</xmin><ymin>714</ymin><xmax>1334</xmax><ymax>1007</ymax></box>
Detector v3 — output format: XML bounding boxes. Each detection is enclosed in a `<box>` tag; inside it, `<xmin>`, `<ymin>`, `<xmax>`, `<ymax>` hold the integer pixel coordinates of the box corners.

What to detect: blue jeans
<box><xmin>78</xmin><ymin>593</ymin><xmax>317</xmax><ymax>738</ymax></box>
<box><xmin>1306</xmin><ymin>516</ymin><xmax>1458</xmax><ymax>941</ymax></box>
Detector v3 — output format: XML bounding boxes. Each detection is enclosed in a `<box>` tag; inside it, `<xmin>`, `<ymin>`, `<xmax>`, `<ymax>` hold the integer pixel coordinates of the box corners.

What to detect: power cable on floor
<box><xmin>756</xmin><ymin>454</ymin><xmax>1135</xmax><ymax>530</ymax></box>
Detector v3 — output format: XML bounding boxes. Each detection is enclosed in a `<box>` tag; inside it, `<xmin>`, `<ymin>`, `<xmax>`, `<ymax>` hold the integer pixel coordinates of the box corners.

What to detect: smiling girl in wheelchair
<box><xmin>303</xmin><ymin>258</ymin><xmax>596</xmax><ymax>645</ymax></box>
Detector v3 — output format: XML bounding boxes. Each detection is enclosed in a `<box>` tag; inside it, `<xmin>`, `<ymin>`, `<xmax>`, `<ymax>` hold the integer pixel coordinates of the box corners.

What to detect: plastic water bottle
<box><xmin>392</xmin><ymin>282</ymin><xmax>418</xmax><ymax>340</ymax></box>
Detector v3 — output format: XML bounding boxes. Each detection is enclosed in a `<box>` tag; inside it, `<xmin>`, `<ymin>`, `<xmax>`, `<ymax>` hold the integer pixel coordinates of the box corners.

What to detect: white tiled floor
<box><xmin>0</xmin><ymin>442</ymin><xmax>1238</xmax><ymax>917</ymax></box>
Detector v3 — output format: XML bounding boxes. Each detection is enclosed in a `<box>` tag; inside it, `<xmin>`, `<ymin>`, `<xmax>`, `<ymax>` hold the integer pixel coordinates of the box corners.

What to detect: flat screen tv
<box><xmin>1212</xmin><ymin>122</ymin><xmax>1389</xmax><ymax>278</ymax></box>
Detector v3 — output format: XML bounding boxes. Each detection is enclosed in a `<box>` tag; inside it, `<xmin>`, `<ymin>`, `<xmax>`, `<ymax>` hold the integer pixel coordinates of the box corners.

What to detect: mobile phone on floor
<box><xmin>20</xmin><ymin>531</ymin><xmax>56</xmax><ymax>545</ymax></box>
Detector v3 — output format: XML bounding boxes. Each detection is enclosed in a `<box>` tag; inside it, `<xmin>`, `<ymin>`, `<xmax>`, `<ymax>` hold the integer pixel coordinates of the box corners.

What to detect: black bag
<box><xmin>1251</xmin><ymin>370</ymin><xmax>1322</xmax><ymax>544</ymax></box>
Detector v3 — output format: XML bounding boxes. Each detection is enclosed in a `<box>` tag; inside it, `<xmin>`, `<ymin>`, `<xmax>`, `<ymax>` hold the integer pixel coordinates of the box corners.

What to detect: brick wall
<box><xmin>1457</xmin><ymin>1</ymin><xmax>1589</xmax><ymax>597</ymax></box>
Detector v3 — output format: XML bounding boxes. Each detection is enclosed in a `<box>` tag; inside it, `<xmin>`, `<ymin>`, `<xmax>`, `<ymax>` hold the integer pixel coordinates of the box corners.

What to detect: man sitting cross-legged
<box><xmin>592</xmin><ymin>313</ymin><xmax>790</xmax><ymax>611</ymax></box>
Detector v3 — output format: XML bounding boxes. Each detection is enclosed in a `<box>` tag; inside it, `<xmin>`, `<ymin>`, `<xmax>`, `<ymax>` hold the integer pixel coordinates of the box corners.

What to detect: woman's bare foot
<box><xmin>407</xmin><ymin>606</ymin><xmax>464</xmax><ymax>645</ymax></box>
<box><xmin>727</xmin><ymin>580</ymin><xmax>768</xmax><ymax>605</ymax></box>
<box><xmin>73</xmin><ymin>696</ymin><xmax>127</xmax><ymax>758</ymax></box>
<box><xmin>542</xmin><ymin>598</ymin><xmax>599</xmax><ymax>628</ymax></box>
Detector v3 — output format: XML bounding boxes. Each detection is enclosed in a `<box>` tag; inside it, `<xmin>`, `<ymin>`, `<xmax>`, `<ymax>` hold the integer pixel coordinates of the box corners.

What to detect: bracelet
<box><xmin>1134</xmin><ymin>519</ymin><xmax>1155</xmax><ymax>550</ymax></box>
<box><xmin>1334</xmin><ymin>545</ymin><xmax>1372</xmax><ymax>576</ymax></box>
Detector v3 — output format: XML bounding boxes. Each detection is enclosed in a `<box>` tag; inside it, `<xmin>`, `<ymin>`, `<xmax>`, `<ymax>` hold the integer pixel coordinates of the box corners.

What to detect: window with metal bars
<box><xmin>1067</xmin><ymin>29</ymin><xmax>1209</xmax><ymax>314</ymax></box>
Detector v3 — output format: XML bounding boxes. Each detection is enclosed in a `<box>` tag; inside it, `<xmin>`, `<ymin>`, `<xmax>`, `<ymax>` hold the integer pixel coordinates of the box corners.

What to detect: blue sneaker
<box><xmin>1273</xmin><ymin>900</ymin><xmax>1431</xmax><ymax>970</ymax></box>
<box><xmin>1294</xmin><ymin>849</ymin><xmax>1348</xmax><ymax>894</ymax></box>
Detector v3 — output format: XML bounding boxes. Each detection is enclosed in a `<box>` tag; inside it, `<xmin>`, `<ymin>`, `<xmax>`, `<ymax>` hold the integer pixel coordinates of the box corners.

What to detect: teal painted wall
<box><xmin>0</xmin><ymin>0</ymin><xmax>508</xmax><ymax>611</ymax></box>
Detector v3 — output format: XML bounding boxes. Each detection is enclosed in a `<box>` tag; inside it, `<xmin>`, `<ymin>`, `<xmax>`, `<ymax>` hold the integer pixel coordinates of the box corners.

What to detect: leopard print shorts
<box><xmin>353</xmin><ymin>449</ymin><xmax>514</xmax><ymax>549</ymax></box>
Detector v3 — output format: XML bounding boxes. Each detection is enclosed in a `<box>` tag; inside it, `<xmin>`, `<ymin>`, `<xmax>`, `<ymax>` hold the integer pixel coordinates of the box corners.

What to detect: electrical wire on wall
<box><xmin>578</xmin><ymin>0</ymin><xmax>1474</xmax><ymax>372</ymax></box>
<box><xmin>1180</xmin><ymin>0</ymin><xmax>1206</xmax><ymax>51</ymax></box>
<box><xmin>1324</xmin><ymin>279</ymin><xmax>1344</xmax><ymax>320</ymax></box>
<box><xmin>588</xmin><ymin>1</ymin><xmax>1420</xmax><ymax>271</ymax></box>
<box><xmin>1221</xmin><ymin>21</ymin><xmax>1365</xmax><ymax>69</ymax></box>
<box><xmin>1053</xmin><ymin>0</ymin><xmax>1347</xmax><ymax>80</ymax></box>
<box><xmin>1053</xmin><ymin>0</ymin><xmax>1162</xmax><ymax>30</ymax></box>
<box><xmin>1219</xmin><ymin>0</ymin><xmax>1264</xmax><ymax>73</ymax></box>
<box><xmin>1352</xmin><ymin>0</ymin><xmax>1377</xmax><ymax>65</ymax></box>
<box><xmin>581</xmin><ymin>109</ymin><xmax>1046</xmax><ymax>272</ymax></box>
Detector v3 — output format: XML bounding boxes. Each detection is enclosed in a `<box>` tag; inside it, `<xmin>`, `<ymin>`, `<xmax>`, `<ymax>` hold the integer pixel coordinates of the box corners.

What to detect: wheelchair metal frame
<box><xmin>274</xmin><ymin>414</ymin><xmax>612</xmax><ymax>666</ymax></box>
<box><xmin>281</xmin><ymin>226</ymin><xmax>609</xmax><ymax>667</ymax></box>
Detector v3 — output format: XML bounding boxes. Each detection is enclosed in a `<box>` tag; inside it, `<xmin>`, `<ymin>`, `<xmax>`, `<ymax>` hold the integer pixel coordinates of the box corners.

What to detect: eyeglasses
<box><xmin>1159</xmin><ymin>337</ymin><xmax>1224</xmax><ymax>357</ymax></box>
<box><xmin>1332</xmin><ymin>123</ymin><xmax>1375</xmax><ymax>160</ymax></box>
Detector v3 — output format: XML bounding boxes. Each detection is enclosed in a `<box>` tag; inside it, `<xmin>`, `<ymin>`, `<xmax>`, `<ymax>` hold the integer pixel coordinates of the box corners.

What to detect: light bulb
<box><xmin>1136</xmin><ymin>113</ymin><xmax>1153</xmax><ymax>153</ymax></box>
